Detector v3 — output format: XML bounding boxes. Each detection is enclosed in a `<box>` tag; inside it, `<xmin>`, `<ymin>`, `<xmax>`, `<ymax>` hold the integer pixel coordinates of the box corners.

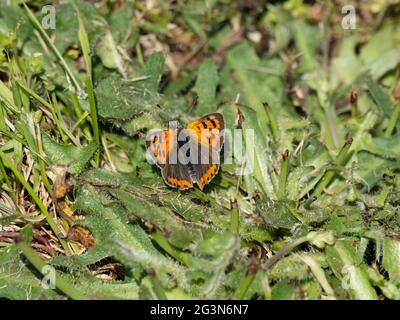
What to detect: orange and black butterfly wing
<box><xmin>145</xmin><ymin>129</ymin><xmax>175</xmax><ymax>169</ymax></box>
<box><xmin>161</xmin><ymin>162</ymin><xmax>194</xmax><ymax>190</ymax></box>
<box><xmin>186</xmin><ymin>113</ymin><xmax>225</xmax><ymax>190</ymax></box>
<box><xmin>186</xmin><ymin>113</ymin><xmax>225</xmax><ymax>150</ymax></box>
<box><xmin>191</xmin><ymin>163</ymin><xmax>220</xmax><ymax>191</ymax></box>
<box><xmin>146</xmin><ymin>128</ymin><xmax>195</xmax><ymax>190</ymax></box>
<box><xmin>146</xmin><ymin>113</ymin><xmax>224</xmax><ymax>190</ymax></box>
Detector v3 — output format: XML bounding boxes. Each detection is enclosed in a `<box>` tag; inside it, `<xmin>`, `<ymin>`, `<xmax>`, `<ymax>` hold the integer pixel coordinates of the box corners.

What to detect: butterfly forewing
<box><xmin>145</xmin><ymin>129</ymin><xmax>176</xmax><ymax>169</ymax></box>
<box><xmin>186</xmin><ymin>113</ymin><xmax>225</xmax><ymax>150</ymax></box>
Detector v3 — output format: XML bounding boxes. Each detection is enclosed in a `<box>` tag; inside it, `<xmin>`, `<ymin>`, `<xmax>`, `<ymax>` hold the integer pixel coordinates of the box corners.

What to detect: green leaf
<box><xmin>0</xmin><ymin>80</ymin><xmax>15</xmax><ymax>106</ymax></box>
<box><xmin>109</xmin><ymin>188</ymin><xmax>203</xmax><ymax>248</ymax></box>
<box><xmin>240</xmin><ymin>105</ymin><xmax>276</xmax><ymax>198</ymax></box>
<box><xmin>271</xmin><ymin>280</ymin><xmax>296</xmax><ymax>300</ymax></box>
<box><xmin>225</xmin><ymin>42</ymin><xmax>279</xmax><ymax>135</ymax></box>
<box><xmin>256</xmin><ymin>200</ymin><xmax>299</xmax><ymax>229</ymax></box>
<box><xmin>269</xmin><ymin>255</ymin><xmax>310</xmax><ymax>281</ymax></box>
<box><xmin>354</xmin><ymin>152</ymin><xmax>400</xmax><ymax>187</ymax></box>
<box><xmin>326</xmin><ymin>240</ymin><xmax>378</xmax><ymax>300</ymax></box>
<box><xmin>360</xmin><ymin>135</ymin><xmax>400</xmax><ymax>159</ymax></box>
<box><xmin>72</xmin><ymin>185</ymin><xmax>187</xmax><ymax>282</ymax></box>
<box><xmin>327</xmin><ymin>207</ymin><xmax>366</xmax><ymax>236</ymax></box>
<box><xmin>43</xmin><ymin>133</ymin><xmax>97</xmax><ymax>175</ymax></box>
<box><xmin>53</xmin><ymin>2</ymin><xmax>101</xmax><ymax>54</ymax></box>
<box><xmin>292</xmin><ymin>20</ymin><xmax>321</xmax><ymax>72</ymax></box>
<box><xmin>0</xmin><ymin>245</ymin><xmax>65</xmax><ymax>300</ymax></box>
<box><xmin>367</xmin><ymin>78</ymin><xmax>393</xmax><ymax>116</ymax></box>
<box><xmin>0</xmin><ymin>244</ymin><xmax>138</xmax><ymax>300</ymax></box>
<box><xmin>107</xmin><ymin>3</ymin><xmax>136</xmax><ymax>44</ymax></box>
<box><xmin>330</xmin><ymin>35</ymin><xmax>363</xmax><ymax>88</ymax></box>
<box><xmin>382</xmin><ymin>238</ymin><xmax>400</xmax><ymax>284</ymax></box>
<box><xmin>194</xmin><ymin>59</ymin><xmax>218</xmax><ymax>116</ymax></box>
<box><xmin>368</xmin><ymin>48</ymin><xmax>400</xmax><ymax>79</ymax></box>
<box><xmin>137</xmin><ymin>52</ymin><xmax>165</xmax><ymax>93</ymax></box>
<box><xmin>360</xmin><ymin>24</ymin><xmax>399</xmax><ymax>66</ymax></box>
<box><xmin>96</xmin><ymin>28</ymin><xmax>126</xmax><ymax>77</ymax></box>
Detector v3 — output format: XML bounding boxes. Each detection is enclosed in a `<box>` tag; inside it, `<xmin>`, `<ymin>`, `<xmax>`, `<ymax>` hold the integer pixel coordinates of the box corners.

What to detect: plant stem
<box><xmin>0</xmin><ymin>156</ymin><xmax>15</xmax><ymax>201</ymax></box>
<box><xmin>264</xmin><ymin>237</ymin><xmax>307</xmax><ymax>269</ymax></box>
<box><xmin>350</xmin><ymin>90</ymin><xmax>358</xmax><ymax>118</ymax></box>
<box><xmin>50</xmin><ymin>93</ymin><xmax>80</xmax><ymax>146</ymax></box>
<box><xmin>17</xmin><ymin>241</ymin><xmax>88</xmax><ymax>300</ymax></box>
<box><xmin>86</xmin><ymin>77</ymin><xmax>100</xmax><ymax>165</ymax></box>
<box><xmin>296</xmin><ymin>254</ymin><xmax>336</xmax><ymax>299</ymax></box>
<box><xmin>264</xmin><ymin>102</ymin><xmax>279</xmax><ymax>142</ymax></box>
<box><xmin>324</xmin><ymin>106</ymin><xmax>340</xmax><ymax>150</ymax></box>
<box><xmin>151</xmin><ymin>232</ymin><xmax>191</xmax><ymax>266</ymax></box>
<box><xmin>311</xmin><ymin>137</ymin><xmax>353</xmax><ymax>197</ymax></box>
<box><xmin>101</xmin><ymin>134</ymin><xmax>116</xmax><ymax>171</ymax></box>
<box><xmin>385</xmin><ymin>103</ymin><xmax>400</xmax><ymax>137</ymax></box>
<box><xmin>36</xmin><ymin>123</ymin><xmax>52</xmax><ymax>195</ymax></box>
<box><xmin>277</xmin><ymin>150</ymin><xmax>289</xmax><ymax>200</ymax></box>
<box><xmin>70</xmin><ymin>92</ymin><xmax>92</xmax><ymax>140</ymax></box>
<box><xmin>148</xmin><ymin>273</ymin><xmax>168</xmax><ymax>300</ymax></box>
<box><xmin>74</xmin><ymin>5</ymin><xmax>100</xmax><ymax>164</ymax></box>
<box><xmin>71</xmin><ymin>111</ymin><xmax>89</xmax><ymax>133</ymax></box>
<box><xmin>262</xmin><ymin>273</ymin><xmax>272</xmax><ymax>300</ymax></box>
<box><xmin>22</xmin><ymin>2</ymin><xmax>82</xmax><ymax>94</ymax></box>
<box><xmin>16</xmin><ymin>81</ymin><xmax>53</xmax><ymax>117</ymax></box>
<box><xmin>233</xmin><ymin>270</ymin><xmax>257</xmax><ymax>300</ymax></box>
<box><xmin>230</xmin><ymin>199</ymin><xmax>239</xmax><ymax>234</ymax></box>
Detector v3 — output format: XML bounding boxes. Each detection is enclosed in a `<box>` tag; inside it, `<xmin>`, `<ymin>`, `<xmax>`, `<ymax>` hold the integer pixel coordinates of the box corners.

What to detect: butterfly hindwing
<box><xmin>192</xmin><ymin>163</ymin><xmax>220</xmax><ymax>190</ymax></box>
<box><xmin>161</xmin><ymin>161</ymin><xmax>194</xmax><ymax>190</ymax></box>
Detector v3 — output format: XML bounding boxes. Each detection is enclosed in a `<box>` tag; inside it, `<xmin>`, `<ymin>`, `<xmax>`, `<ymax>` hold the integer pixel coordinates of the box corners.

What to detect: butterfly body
<box><xmin>146</xmin><ymin>113</ymin><xmax>224</xmax><ymax>190</ymax></box>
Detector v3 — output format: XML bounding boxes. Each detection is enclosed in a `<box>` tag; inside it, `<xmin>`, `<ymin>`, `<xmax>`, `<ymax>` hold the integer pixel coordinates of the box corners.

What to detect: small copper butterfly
<box><xmin>146</xmin><ymin>113</ymin><xmax>225</xmax><ymax>190</ymax></box>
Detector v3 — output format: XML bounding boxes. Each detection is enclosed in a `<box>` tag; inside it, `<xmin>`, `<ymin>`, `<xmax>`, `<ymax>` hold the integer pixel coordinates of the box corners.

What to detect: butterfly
<box><xmin>146</xmin><ymin>113</ymin><xmax>225</xmax><ymax>190</ymax></box>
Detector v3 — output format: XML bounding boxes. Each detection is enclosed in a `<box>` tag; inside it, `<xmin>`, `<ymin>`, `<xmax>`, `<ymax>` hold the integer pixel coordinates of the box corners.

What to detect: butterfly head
<box><xmin>168</xmin><ymin>120</ymin><xmax>180</xmax><ymax>130</ymax></box>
